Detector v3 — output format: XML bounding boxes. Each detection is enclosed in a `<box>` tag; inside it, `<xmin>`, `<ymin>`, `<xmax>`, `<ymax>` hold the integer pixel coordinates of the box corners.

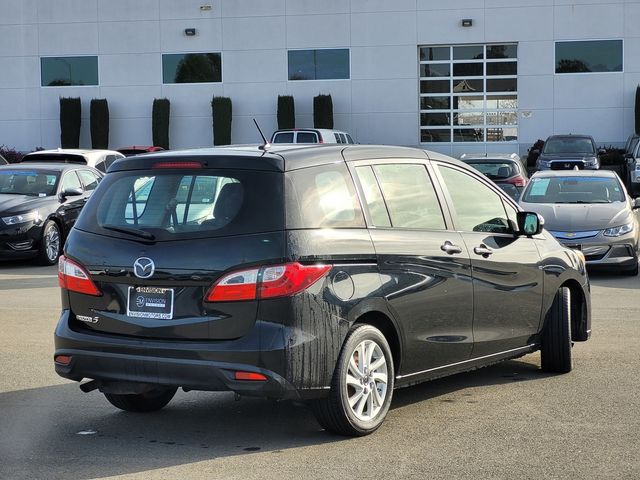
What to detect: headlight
<box><xmin>538</xmin><ymin>159</ymin><xmax>551</xmax><ymax>167</ymax></box>
<box><xmin>604</xmin><ymin>223</ymin><xmax>634</xmax><ymax>237</ymax></box>
<box><xmin>585</xmin><ymin>157</ymin><xmax>598</xmax><ymax>166</ymax></box>
<box><xmin>1</xmin><ymin>211</ymin><xmax>41</xmax><ymax>226</ymax></box>
<box><xmin>634</xmin><ymin>163</ymin><xmax>640</xmax><ymax>171</ymax></box>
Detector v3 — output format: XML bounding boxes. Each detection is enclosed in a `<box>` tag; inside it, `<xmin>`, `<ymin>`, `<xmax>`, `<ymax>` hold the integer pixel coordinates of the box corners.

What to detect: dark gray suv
<box><xmin>54</xmin><ymin>145</ymin><xmax>591</xmax><ymax>436</ymax></box>
<box><xmin>535</xmin><ymin>134</ymin><xmax>601</xmax><ymax>170</ymax></box>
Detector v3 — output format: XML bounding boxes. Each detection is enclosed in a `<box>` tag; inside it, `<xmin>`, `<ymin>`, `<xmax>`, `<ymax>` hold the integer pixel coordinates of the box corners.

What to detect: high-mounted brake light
<box><xmin>205</xmin><ymin>262</ymin><xmax>330</xmax><ymax>302</ymax></box>
<box><xmin>58</xmin><ymin>255</ymin><xmax>102</xmax><ymax>296</ymax></box>
<box><xmin>152</xmin><ymin>161</ymin><xmax>202</xmax><ymax>169</ymax></box>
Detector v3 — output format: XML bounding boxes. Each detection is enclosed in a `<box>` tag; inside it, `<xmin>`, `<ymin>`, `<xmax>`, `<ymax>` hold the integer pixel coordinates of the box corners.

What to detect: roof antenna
<box><xmin>253</xmin><ymin>118</ymin><xmax>270</xmax><ymax>151</ymax></box>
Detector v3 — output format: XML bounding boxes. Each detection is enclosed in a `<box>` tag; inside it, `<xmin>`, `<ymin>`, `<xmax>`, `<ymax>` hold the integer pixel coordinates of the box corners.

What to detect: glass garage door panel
<box><xmin>419</xmin><ymin>44</ymin><xmax>518</xmax><ymax>144</ymax></box>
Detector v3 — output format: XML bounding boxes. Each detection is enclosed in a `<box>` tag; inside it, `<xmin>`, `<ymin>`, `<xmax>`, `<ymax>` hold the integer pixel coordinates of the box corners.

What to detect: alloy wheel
<box><xmin>45</xmin><ymin>224</ymin><xmax>60</xmax><ymax>262</ymax></box>
<box><xmin>344</xmin><ymin>339</ymin><xmax>389</xmax><ymax>422</ymax></box>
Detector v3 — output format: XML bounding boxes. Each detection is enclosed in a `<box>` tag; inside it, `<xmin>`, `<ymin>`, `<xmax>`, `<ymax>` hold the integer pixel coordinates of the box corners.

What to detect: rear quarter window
<box><xmin>273</xmin><ymin>132</ymin><xmax>294</xmax><ymax>143</ymax></box>
<box><xmin>296</xmin><ymin>132</ymin><xmax>318</xmax><ymax>143</ymax></box>
<box><xmin>285</xmin><ymin>163</ymin><xmax>364</xmax><ymax>229</ymax></box>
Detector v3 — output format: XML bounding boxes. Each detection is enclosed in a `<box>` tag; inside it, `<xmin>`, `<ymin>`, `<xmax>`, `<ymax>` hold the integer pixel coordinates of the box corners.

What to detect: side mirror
<box><xmin>60</xmin><ymin>187</ymin><xmax>83</xmax><ymax>199</ymax></box>
<box><xmin>517</xmin><ymin>211</ymin><xmax>544</xmax><ymax>236</ymax></box>
<box><xmin>598</xmin><ymin>148</ymin><xmax>607</xmax><ymax>155</ymax></box>
<box><xmin>633</xmin><ymin>198</ymin><xmax>640</xmax><ymax>210</ymax></box>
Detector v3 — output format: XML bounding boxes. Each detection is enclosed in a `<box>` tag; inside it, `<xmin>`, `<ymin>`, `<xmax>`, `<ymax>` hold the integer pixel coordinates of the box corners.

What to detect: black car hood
<box><xmin>0</xmin><ymin>193</ymin><xmax>56</xmax><ymax>215</ymax></box>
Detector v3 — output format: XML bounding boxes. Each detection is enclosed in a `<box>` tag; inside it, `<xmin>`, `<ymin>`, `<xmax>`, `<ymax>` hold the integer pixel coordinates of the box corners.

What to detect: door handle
<box><xmin>441</xmin><ymin>241</ymin><xmax>463</xmax><ymax>255</ymax></box>
<box><xmin>473</xmin><ymin>245</ymin><xmax>493</xmax><ymax>257</ymax></box>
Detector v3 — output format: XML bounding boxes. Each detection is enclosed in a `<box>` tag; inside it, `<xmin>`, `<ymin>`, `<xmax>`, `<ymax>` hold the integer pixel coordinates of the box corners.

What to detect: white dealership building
<box><xmin>1</xmin><ymin>0</ymin><xmax>639</xmax><ymax>157</ymax></box>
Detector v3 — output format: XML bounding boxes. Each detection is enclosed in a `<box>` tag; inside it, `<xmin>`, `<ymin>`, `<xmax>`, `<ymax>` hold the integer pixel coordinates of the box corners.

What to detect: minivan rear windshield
<box><xmin>75</xmin><ymin>169</ymin><xmax>284</xmax><ymax>241</ymax></box>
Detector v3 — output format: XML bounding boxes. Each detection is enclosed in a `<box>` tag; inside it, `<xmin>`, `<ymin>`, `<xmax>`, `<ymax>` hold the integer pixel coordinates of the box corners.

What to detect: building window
<box><xmin>419</xmin><ymin>44</ymin><xmax>518</xmax><ymax>143</ymax></box>
<box><xmin>288</xmin><ymin>49</ymin><xmax>350</xmax><ymax>81</ymax></box>
<box><xmin>555</xmin><ymin>40</ymin><xmax>623</xmax><ymax>74</ymax></box>
<box><xmin>162</xmin><ymin>53</ymin><xmax>222</xmax><ymax>84</ymax></box>
<box><xmin>40</xmin><ymin>56</ymin><xmax>98</xmax><ymax>87</ymax></box>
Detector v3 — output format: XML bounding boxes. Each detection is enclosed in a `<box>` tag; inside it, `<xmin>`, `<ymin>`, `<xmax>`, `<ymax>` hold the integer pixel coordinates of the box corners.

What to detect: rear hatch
<box><xmin>64</xmin><ymin>159</ymin><xmax>285</xmax><ymax>341</ymax></box>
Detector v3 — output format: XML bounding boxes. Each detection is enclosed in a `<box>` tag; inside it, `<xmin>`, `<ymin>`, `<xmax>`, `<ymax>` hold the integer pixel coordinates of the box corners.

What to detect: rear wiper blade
<box><xmin>101</xmin><ymin>224</ymin><xmax>155</xmax><ymax>240</ymax></box>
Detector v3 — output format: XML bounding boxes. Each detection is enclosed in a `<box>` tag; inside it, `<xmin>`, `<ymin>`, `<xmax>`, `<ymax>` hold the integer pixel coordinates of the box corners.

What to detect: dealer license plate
<box><xmin>127</xmin><ymin>286</ymin><xmax>174</xmax><ymax>319</ymax></box>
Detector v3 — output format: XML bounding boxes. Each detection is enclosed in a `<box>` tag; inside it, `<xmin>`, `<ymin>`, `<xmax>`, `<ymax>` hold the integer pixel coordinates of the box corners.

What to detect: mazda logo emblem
<box><xmin>133</xmin><ymin>257</ymin><xmax>155</xmax><ymax>279</ymax></box>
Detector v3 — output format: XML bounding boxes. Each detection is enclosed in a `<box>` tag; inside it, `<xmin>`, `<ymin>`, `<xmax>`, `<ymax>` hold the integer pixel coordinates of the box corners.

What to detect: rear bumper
<box><xmin>54</xmin><ymin>310</ymin><xmax>305</xmax><ymax>400</ymax></box>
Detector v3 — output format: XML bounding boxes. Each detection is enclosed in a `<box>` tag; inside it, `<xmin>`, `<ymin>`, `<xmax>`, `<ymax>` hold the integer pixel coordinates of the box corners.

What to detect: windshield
<box><xmin>542</xmin><ymin>137</ymin><xmax>595</xmax><ymax>155</ymax></box>
<box><xmin>467</xmin><ymin>162</ymin><xmax>517</xmax><ymax>180</ymax></box>
<box><xmin>522</xmin><ymin>176</ymin><xmax>625</xmax><ymax>204</ymax></box>
<box><xmin>75</xmin><ymin>169</ymin><xmax>284</xmax><ymax>241</ymax></box>
<box><xmin>0</xmin><ymin>170</ymin><xmax>59</xmax><ymax>196</ymax></box>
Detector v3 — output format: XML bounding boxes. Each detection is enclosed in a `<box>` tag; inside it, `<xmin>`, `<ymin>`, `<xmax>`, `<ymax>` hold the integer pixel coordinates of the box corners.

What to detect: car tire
<box><xmin>36</xmin><ymin>220</ymin><xmax>61</xmax><ymax>266</ymax></box>
<box><xmin>311</xmin><ymin>324</ymin><xmax>394</xmax><ymax>437</ymax></box>
<box><xmin>540</xmin><ymin>287</ymin><xmax>573</xmax><ymax>374</ymax></box>
<box><xmin>104</xmin><ymin>387</ymin><xmax>177</xmax><ymax>413</ymax></box>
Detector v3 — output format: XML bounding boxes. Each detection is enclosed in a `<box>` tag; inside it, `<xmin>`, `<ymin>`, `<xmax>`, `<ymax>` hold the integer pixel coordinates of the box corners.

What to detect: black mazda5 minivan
<box><xmin>54</xmin><ymin>145</ymin><xmax>591</xmax><ymax>436</ymax></box>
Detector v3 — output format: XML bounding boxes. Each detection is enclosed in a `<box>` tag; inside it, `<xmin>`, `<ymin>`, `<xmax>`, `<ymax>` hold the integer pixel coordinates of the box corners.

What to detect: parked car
<box><xmin>117</xmin><ymin>146</ymin><xmax>165</xmax><ymax>157</ymax></box>
<box><xmin>459</xmin><ymin>153</ymin><xmax>528</xmax><ymax>200</ymax></box>
<box><xmin>0</xmin><ymin>163</ymin><xmax>103</xmax><ymax>265</ymax></box>
<box><xmin>21</xmin><ymin>149</ymin><xmax>125</xmax><ymax>173</ymax></box>
<box><xmin>54</xmin><ymin>145</ymin><xmax>590</xmax><ymax>436</ymax></box>
<box><xmin>535</xmin><ymin>135</ymin><xmax>602</xmax><ymax>171</ymax></box>
<box><xmin>271</xmin><ymin>128</ymin><xmax>355</xmax><ymax>144</ymax></box>
<box><xmin>623</xmin><ymin>133</ymin><xmax>640</xmax><ymax>196</ymax></box>
<box><xmin>520</xmin><ymin>170</ymin><xmax>639</xmax><ymax>275</ymax></box>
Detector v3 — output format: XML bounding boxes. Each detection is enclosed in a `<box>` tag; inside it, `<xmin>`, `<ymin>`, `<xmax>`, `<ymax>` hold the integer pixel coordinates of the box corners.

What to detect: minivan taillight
<box><xmin>205</xmin><ymin>262</ymin><xmax>331</xmax><ymax>302</ymax></box>
<box><xmin>58</xmin><ymin>255</ymin><xmax>102</xmax><ymax>296</ymax></box>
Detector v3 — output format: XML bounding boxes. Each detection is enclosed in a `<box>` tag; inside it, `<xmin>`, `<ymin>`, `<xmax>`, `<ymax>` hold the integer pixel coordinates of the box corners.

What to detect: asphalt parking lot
<box><xmin>0</xmin><ymin>262</ymin><xmax>638</xmax><ymax>480</ymax></box>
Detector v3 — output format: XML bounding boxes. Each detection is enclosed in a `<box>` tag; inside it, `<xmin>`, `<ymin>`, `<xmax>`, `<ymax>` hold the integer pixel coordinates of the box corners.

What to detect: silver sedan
<box><xmin>519</xmin><ymin>170</ymin><xmax>639</xmax><ymax>275</ymax></box>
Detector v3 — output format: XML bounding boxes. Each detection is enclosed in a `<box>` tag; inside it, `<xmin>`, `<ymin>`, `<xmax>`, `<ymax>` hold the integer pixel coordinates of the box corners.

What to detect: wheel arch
<box><xmin>560</xmin><ymin>279</ymin><xmax>589</xmax><ymax>342</ymax></box>
<box><xmin>353</xmin><ymin>310</ymin><xmax>402</xmax><ymax>375</ymax></box>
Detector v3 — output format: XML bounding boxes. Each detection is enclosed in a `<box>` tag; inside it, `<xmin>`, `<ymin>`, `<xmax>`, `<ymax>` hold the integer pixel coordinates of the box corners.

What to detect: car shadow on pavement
<box><xmin>1</xmin><ymin>356</ymin><xmax>549</xmax><ymax>480</ymax></box>
<box><xmin>391</xmin><ymin>356</ymin><xmax>547</xmax><ymax>410</ymax></box>
<box><xmin>0</xmin><ymin>260</ymin><xmax>57</xmax><ymax>275</ymax></box>
<box><xmin>587</xmin><ymin>270</ymin><xmax>640</xmax><ymax>290</ymax></box>
<box><xmin>0</xmin><ymin>383</ymin><xmax>338</xmax><ymax>480</ymax></box>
